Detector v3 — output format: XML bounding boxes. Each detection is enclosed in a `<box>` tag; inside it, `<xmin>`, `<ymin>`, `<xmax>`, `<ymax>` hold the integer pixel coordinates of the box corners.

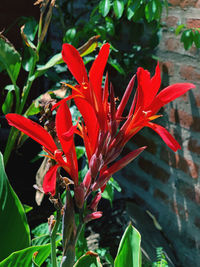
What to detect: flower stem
<box><xmin>50</xmin><ymin>210</ymin><xmax>61</xmax><ymax>267</ymax></box>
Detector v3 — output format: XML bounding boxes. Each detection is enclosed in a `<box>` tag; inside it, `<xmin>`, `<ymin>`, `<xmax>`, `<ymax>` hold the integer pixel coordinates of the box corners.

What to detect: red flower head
<box><xmin>54</xmin><ymin>44</ymin><xmax>195</xmax><ymax>195</ymax></box>
<box><xmin>6</xmin><ymin>102</ymin><xmax>78</xmax><ymax>196</ymax></box>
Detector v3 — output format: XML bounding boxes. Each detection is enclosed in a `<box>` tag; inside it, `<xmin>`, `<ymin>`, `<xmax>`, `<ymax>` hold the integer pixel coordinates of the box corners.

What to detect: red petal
<box><xmin>147</xmin><ymin>122</ymin><xmax>181</xmax><ymax>152</ymax></box>
<box><xmin>56</xmin><ymin>102</ymin><xmax>78</xmax><ymax>183</ymax></box>
<box><xmin>89</xmin><ymin>43</ymin><xmax>110</xmax><ymax>103</ymax></box>
<box><xmin>136</xmin><ymin>63</ymin><xmax>161</xmax><ymax>110</ymax></box>
<box><xmin>74</xmin><ymin>97</ymin><xmax>99</xmax><ymax>156</ymax></box>
<box><xmin>6</xmin><ymin>114</ymin><xmax>57</xmax><ymax>153</ymax></box>
<box><xmin>116</xmin><ymin>74</ymin><xmax>135</xmax><ymax>119</ymax></box>
<box><xmin>156</xmin><ymin>83</ymin><xmax>195</xmax><ymax>106</ymax></box>
<box><xmin>43</xmin><ymin>164</ymin><xmax>59</xmax><ymax>196</ymax></box>
<box><xmin>62</xmin><ymin>44</ymin><xmax>88</xmax><ymax>85</ymax></box>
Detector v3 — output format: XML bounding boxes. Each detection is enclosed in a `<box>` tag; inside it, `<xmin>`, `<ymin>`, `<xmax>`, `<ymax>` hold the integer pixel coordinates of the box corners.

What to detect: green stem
<box><xmin>3</xmin><ymin>127</ymin><xmax>19</xmax><ymax>166</ymax></box>
<box><xmin>50</xmin><ymin>210</ymin><xmax>61</xmax><ymax>267</ymax></box>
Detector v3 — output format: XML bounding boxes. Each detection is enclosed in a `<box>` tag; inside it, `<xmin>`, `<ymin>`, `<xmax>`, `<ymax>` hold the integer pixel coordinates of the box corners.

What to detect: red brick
<box><xmin>170</xmin><ymin>108</ymin><xmax>200</xmax><ymax>132</ymax></box>
<box><xmin>138</xmin><ymin>158</ymin><xmax>170</xmax><ymax>183</ymax></box>
<box><xmin>196</xmin><ymin>0</ymin><xmax>200</xmax><ymax>7</ymax></box>
<box><xmin>188</xmin><ymin>138</ymin><xmax>200</xmax><ymax>154</ymax></box>
<box><xmin>169</xmin><ymin>0</ymin><xmax>196</xmax><ymax>7</ymax></box>
<box><xmin>168</xmin><ymin>0</ymin><xmax>181</xmax><ymax>5</ymax></box>
<box><xmin>176</xmin><ymin>154</ymin><xmax>199</xmax><ymax>179</ymax></box>
<box><xmin>187</xmin><ymin>19</ymin><xmax>200</xmax><ymax>29</ymax></box>
<box><xmin>180</xmin><ymin>65</ymin><xmax>200</xmax><ymax>81</ymax></box>
<box><xmin>165</xmin><ymin>38</ymin><xmax>180</xmax><ymax>52</ymax></box>
<box><xmin>160</xmin><ymin>61</ymin><xmax>174</xmax><ymax>76</ymax></box>
<box><xmin>160</xmin><ymin>143</ymin><xmax>199</xmax><ymax>179</ymax></box>
<box><xmin>164</xmin><ymin>16</ymin><xmax>179</xmax><ymax>27</ymax></box>
<box><xmin>180</xmin><ymin>0</ymin><xmax>197</xmax><ymax>8</ymax></box>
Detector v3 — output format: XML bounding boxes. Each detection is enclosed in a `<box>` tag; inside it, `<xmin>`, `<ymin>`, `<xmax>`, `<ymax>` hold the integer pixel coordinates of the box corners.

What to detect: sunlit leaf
<box><xmin>74</xmin><ymin>251</ymin><xmax>102</xmax><ymax>267</ymax></box>
<box><xmin>0</xmin><ymin>35</ymin><xmax>21</xmax><ymax>82</ymax></box>
<box><xmin>180</xmin><ymin>29</ymin><xmax>194</xmax><ymax>50</ymax></box>
<box><xmin>99</xmin><ymin>0</ymin><xmax>111</xmax><ymax>17</ymax></box>
<box><xmin>0</xmin><ymin>244</ymin><xmax>51</xmax><ymax>267</ymax></box>
<box><xmin>113</xmin><ymin>0</ymin><xmax>124</xmax><ymax>19</ymax></box>
<box><xmin>193</xmin><ymin>30</ymin><xmax>200</xmax><ymax>48</ymax></box>
<box><xmin>114</xmin><ymin>224</ymin><xmax>142</xmax><ymax>267</ymax></box>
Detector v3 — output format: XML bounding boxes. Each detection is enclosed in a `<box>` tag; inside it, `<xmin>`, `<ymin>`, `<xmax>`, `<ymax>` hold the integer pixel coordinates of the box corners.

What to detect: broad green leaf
<box><xmin>193</xmin><ymin>30</ymin><xmax>200</xmax><ymax>48</ymax></box>
<box><xmin>114</xmin><ymin>224</ymin><xmax>141</xmax><ymax>267</ymax></box>
<box><xmin>0</xmin><ymin>244</ymin><xmax>51</xmax><ymax>267</ymax></box>
<box><xmin>74</xmin><ymin>252</ymin><xmax>102</xmax><ymax>267</ymax></box>
<box><xmin>181</xmin><ymin>29</ymin><xmax>194</xmax><ymax>50</ymax></box>
<box><xmin>0</xmin><ymin>153</ymin><xmax>30</xmax><ymax>261</ymax></box>
<box><xmin>99</xmin><ymin>0</ymin><xmax>111</xmax><ymax>17</ymax></box>
<box><xmin>113</xmin><ymin>0</ymin><xmax>124</xmax><ymax>19</ymax></box>
<box><xmin>0</xmin><ymin>35</ymin><xmax>21</xmax><ymax>82</ymax></box>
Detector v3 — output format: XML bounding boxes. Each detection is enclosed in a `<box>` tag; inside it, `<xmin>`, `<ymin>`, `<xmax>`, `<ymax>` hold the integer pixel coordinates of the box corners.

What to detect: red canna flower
<box><xmin>6</xmin><ymin>102</ymin><xmax>78</xmax><ymax>196</ymax></box>
<box><xmin>53</xmin><ymin>43</ymin><xmax>110</xmax><ymax>160</ymax></box>
<box><xmin>55</xmin><ymin>43</ymin><xmax>195</xmax><ymax>197</ymax></box>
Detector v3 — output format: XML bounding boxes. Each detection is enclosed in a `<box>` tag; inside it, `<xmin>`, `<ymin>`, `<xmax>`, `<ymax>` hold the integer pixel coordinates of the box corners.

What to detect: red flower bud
<box><xmin>89</xmin><ymin>192</ymin><xmax>101</xmax><ymax>211</ymax></box>
<box><xmin>84</xmin><ymin>211</ymin><xmax>103</xmax><ymax>223</ymax></box>
<box><xmin>74</xmin><ymin>184</ymin><xmax>85</xmax><ymax>209</ymax></box>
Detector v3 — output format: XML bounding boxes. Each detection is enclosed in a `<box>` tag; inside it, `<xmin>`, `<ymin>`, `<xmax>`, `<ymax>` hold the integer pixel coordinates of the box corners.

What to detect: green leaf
<box><xmin>0</xmin><ymin>35</ymin><xmax>21</xmax><ymax>83</ymax></box>
<box><xmin>2</xmin><ymin>90</ymin><xmax>14</xmax><ymax>114</ymax></box>
<box><xmin>180</xmin><ymin>29</ymin><xmax>194</xmax><ymax>50</ymax></box>
<box><xmin>23</xmin><ymin>17</ymin><xmax>38</xmax><ymax>42</ymax></box>
<box><xmin>126</xmin><ymin>0</ymin><xmax>141</xmax><ymax>20</ymax></box>
<box><xmin>64</xmin><ymin>28</ymin><xmax>77</xmax><ymax>43</ymax></box>
<box><xmin>0</xmin><ymin>244</ymin><xmax>51</xmax><ymax>267</ymax></box>
<box><xmin>23</xmin><ymin>204</ymin><xmax>33</xmax><ymax>213</ymax></box>
<box><xmin>114</xmin><ymin>224</ymin><xmax>141</xmax><ymax>267</ymax></box>
<box><xmin>24</xmin><ymin>100</ymin><xmax>41</xmax><ymax>116</ymax></box>
<box><xmin>175</xmin><ymin>24</ymin><xmax>185</xmax><ymax>36</ymax></box>
<box><xmin>145</xmin><ymin>0</ymin><xmax>157</xmax><ymax>22</ymax></box>
<box><xmin>32</xmin><ymin>222</ymin><xmax>49</xmax><ymax>238</ymax></box>
<box><xmin>37</xmin><ymin>52</ymin><xmax>63</xmax><ymax>72</ymax></box>
<box><xmin>193</xmin><ymin>30</ymin><xmax>200</xmax><ymax>48</ymax></box>
<box><xmin>0</xmin><ymin>152</ymin><xmax>30</xmax><ymax>261</ymax></box>
<box><xmin>113</xmin><ymin>0</ymin><xmax>124</xmax><ymax>19</ymax></box>
<box><xmin>74</xmin><ymin>252</ymin><xmax>102</xmax><ymax>267</ymax></box>
<box><xmin>76</xmin><ymin>146</ymin><xmax>86</xmax><ymax>160</ymax></box>
<box><xmin>108</xmin><ymin>58</ymin><xmax>125</xmax><ymax>75</ymax></box>
<box><xmin>99</xmin><ymin>0</ymin><xmax>111</xmax><ymax>17</ymax></box>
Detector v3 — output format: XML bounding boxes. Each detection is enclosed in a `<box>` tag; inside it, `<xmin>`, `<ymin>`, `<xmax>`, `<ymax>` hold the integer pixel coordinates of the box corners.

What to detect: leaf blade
<box><xmin>0</xmin><ymin>152</ymin><xmax>30</xmax><ymax>261</ymax></box>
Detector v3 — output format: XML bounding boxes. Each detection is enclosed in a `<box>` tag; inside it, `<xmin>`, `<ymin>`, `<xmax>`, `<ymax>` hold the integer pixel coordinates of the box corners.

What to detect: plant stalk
<box><xmin>50</xmin><ymin>210</ymin><xmax>61</xmax><ymax>267</ymax></box>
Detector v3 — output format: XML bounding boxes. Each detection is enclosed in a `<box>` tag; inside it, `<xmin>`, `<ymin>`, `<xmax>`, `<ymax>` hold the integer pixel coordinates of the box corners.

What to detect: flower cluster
<box><xmin>6</xmin><ymin>43</ymin><xmax>195</xmax><ymax>219</ymax></box>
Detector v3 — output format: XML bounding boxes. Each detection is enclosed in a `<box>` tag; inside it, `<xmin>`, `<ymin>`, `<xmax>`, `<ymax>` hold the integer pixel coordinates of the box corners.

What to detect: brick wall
<box><xmin>117</xmin><ymin>1</ymin><xmax>200</xmax><ymax>266</ymax></box>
